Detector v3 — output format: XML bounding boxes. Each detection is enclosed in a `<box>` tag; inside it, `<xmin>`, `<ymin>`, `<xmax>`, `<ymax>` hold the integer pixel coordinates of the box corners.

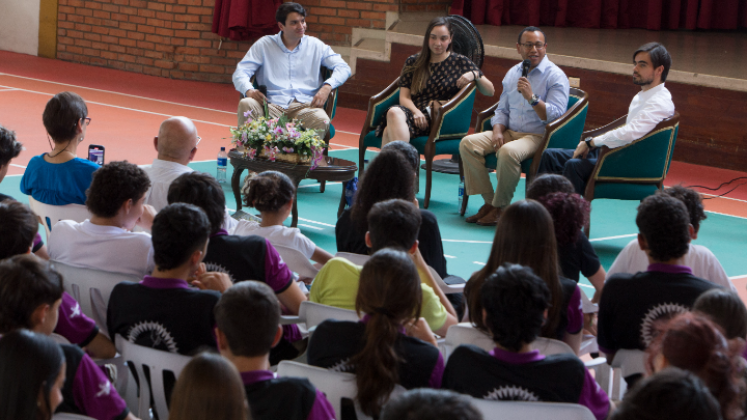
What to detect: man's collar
<box><xmin>151</xmin><ymin>158</ymin><xmax>191</xmax><ymax>171</ymax></box>
<box><xmin>534</xmin><ymin>55</ymin><xmax>550</xmax><ymax>74</ymax></box>
<box><xmin>274</xmin><ymin>32</ymin><xmax>305</xmax><ymax>53</ymax></box>
<box><xmin>639</xmin><ymin>82</ymin><xmax>665</xmax><ymax>97</ymax></box>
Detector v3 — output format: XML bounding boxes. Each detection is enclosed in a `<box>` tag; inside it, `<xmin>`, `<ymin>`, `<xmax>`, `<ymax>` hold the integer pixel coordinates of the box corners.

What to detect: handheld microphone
<box><xmin>258</xmin><ymin>85</ymin><xmax>269</xmax><ymax>117</ymax></box>
<box><xmin>521</xmin><ymin>60</ymin><xmax>530</xmax><ymax>78</ymax></box>
<box><xmin>258</xmin><ymin>85</ymin><xmax>267</xmax><ymax>97</ymax></box>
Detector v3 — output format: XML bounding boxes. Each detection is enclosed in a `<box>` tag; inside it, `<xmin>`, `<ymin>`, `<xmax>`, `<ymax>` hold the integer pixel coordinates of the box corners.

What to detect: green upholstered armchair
<box><xmin>358</xmin><ymin>78</ymin><xmax>478</xmax><ymax>208</ymax></box>
<box><xmin>459</xmin><ymin>87</ymin><xmax>589</xmax><ymax>216</ymax></box>
<box><xmin>583</xmin><ymin>112</ymin><xmax>680</xmax><ymax>235</ymax></box>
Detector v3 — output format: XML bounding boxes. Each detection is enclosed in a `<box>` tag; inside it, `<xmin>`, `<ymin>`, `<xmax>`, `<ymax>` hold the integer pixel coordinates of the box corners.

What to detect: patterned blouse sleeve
<box><xmin>459</xmin><ymin>54</ymin><xmax>483</xmax><ymax>78</ymax></box>
<box><xmin>399</xmin><ymin>55</ymin><xmax>418</xmax><ymax>89</ymax></box>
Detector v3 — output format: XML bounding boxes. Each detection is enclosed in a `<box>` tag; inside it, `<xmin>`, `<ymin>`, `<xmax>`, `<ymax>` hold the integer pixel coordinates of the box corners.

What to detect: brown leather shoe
<box><xmin>466</xmin><ymin>204</ymin><xmax>495</xmax><ymax>223</ymax></box>
<box><xmin>476</xmin><ymin>207</ymin><xmax>502</xmax><ymax>226</ymax></box>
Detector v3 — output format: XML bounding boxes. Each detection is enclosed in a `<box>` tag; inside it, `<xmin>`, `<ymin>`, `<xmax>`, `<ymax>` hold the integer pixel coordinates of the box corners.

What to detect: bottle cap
<box><xmin>220</xmin><ymin>147</ymin><xmax>225</xmax><ymax>151</ymax></box>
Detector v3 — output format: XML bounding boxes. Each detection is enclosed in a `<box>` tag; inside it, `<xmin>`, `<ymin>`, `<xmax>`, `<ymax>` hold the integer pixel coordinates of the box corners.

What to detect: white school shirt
<box><xmin>232</xmin><ymin>221</ymin><xmax>316</xmax><ymax>259</ymax></box>
<box><xmin>48</xmin><ymin>220</ymin><xmax>155</xmax><ymax>278</ymax></box>
<box><xmin>606</xmin><ymin>239</ymin><xmax>735</xmax><ymax>291</ymax></box>
<box><xmin>143</xmin><ymin>158</ymin><xmax>238</xmax><ymax>232</ymax></box>
<box><xmin>593</xmin><ymin>83</ymin><xmax>675</xmax><ymax>149</ymax></box>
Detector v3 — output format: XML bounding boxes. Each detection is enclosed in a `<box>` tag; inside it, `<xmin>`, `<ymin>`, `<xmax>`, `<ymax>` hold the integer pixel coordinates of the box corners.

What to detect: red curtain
<box><xmin>212</xmin><ymin>0</ymin><xmax>283</xmax><ymax>41</ymax></box>
<box><xmin>450</xmin><ymin>0</ymin><xmax>747</xmax><ymax>30</ymax></box>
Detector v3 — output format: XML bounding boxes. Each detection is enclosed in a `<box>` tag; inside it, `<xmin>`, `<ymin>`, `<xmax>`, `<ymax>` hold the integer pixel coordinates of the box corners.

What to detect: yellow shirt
<box><xmin>309</xmin><ymin>257</ymin><xmax>449</xmax><ymax>332</ymax></box>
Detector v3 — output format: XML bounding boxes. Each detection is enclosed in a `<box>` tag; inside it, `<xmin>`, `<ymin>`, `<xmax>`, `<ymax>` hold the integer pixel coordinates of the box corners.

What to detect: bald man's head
<box><xmin>155</xmin><ymin>117</ymin><xmax>199</xmax><ymax>164</ymax></box>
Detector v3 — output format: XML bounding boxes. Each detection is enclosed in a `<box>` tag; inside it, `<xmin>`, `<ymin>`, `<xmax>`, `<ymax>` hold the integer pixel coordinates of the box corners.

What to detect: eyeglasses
<box><xmin>77</xmin><ymin>117</ymin><xmax>92</xmax><ymax>127</ymax></box>
<box><xmin>520</xmin><ymin>43</ymin><xmax>546</xmax><ymax>50</ymax></box>
<box><xmin>195</xmin><ymin>136</ymin><xmax>201</xmax><ymax>146</ymax></box>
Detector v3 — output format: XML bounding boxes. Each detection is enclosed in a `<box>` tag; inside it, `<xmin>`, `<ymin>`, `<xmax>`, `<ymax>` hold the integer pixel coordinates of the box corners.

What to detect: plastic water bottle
<box><xmin>217</xmin><ymin>147</ymin><xmax>227</xmax><ymax>183</ymax></box>
<box><xmin>458</xmin><ymin>176</ymin><xmax>465</xmax><ymax>205</ymax></box>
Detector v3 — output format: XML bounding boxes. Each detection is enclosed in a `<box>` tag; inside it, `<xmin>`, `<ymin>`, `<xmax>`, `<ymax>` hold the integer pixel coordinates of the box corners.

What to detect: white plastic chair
<box><xmin>115</xmin><ymin>335</ymin><xmax>191</xmax><ymax>420</ymax></box>
<box><xmin>607</xmin><ymin>349</ymin><xmax>647</xmax><ymax>400</ymax></box>
<box><xmin>334</xmin><ymin>252</ymin><xmax>370</xmax><ymax>266</ymax></box>
<box><xmin>470</xmin><ymin>398</ymin><xmax>596</xmax><ymax>420</ymax></box>
<box><xmin>28</xmin><ymin>196</ymin><xmax>91</xmax><ymax>238</ymax></box>
<box><xmin>277</xmin><ymin>360</ymin><xmax>405</xmax><ymax>420</ymax></box>
<box><xmin>442</xmin><ymin>323</ymin><xmax>579</xmax><ymax>360</ymax></box>
<box><xmin>52</xmin><ymin>260</ymin><xmax>140</xmax><ymax>337</ymax></box>
<box><xmin>274</xmin><ymin>244</ymin><xmax>319</xmax><ymax>280</ymax></box>
<box><xmin>279</xmin><ymin>301</ymin><xmax>360</xmax><ymax>329</ymax></box>
<box><xmin>53</xmin><ymin>414</ymin><xmax>97</xmax><ymax>420</ymax></box>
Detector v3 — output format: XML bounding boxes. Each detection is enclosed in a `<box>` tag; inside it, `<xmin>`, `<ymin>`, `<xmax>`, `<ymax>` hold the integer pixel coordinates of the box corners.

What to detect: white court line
<box><xmin>700</xmin><ymin>192</ymin><xmax>747</xmax><ymax>203</ymax></box>
<box><xmin>729</xmin><ymin>274</ymin><xmax>747</xmax><ymax>280</ymax></box>
<box><xmin>444</xmin><ymin>255</ymin><xmax>456</xmax><ymax>259</ymax></box>
<box><xmin>298</xmin><ymin>217</ymin><xmax>335</xmax><ymax>227</ymax></box>
<box><xmin>10</xmin><ymin>163</ymin><xmax>26</xmax><ymax>169</ymax></box>
<box><xmin>473</xmin><ymin>261</ymin><xmax>485</xmax><ymax>266</ymax></box>
<box><xmin>704</xmin><ymin>209</ymin><xmax>747</xmax><ymax>220</ymax></box>
<box><xmin>298</xmin><ymin>182</ymin><xmax>341</xmax><ymax>189</ymax></box>
<box><xmin>299</xmin><ymin>223</ymin><xmax>323</xmax><ymax>231</ymax></box>
<box><xmin>578</xmin><ymin>283</ymin><xmax>595</xmax><ymax>289</ymax></box>
<box><xmin>589</xmin><ymin>233</ymin><xmax>637</xmax><ymax>242</ymax></box>
<box><xmin>0</xmin><ymin>88</ymin><xmax>17</xmax><ymax>93</ymax></box>
<box><xmin>444</xmin><ymin>239</ymin><xmax>493</xmax><ymax>244</ymax></box>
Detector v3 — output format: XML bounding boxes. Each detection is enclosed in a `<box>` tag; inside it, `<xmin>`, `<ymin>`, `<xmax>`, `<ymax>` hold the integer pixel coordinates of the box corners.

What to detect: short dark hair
<box><xmin>0</xmin><ymin>201</ymin><xmax>39</xmax><ymax>259</ymax></box>
<box><xmin>244</xmin><ymin>171</ymin><xmax>295</xmax><ymax>213</ymax></box>
<box><xmin>367</xmin><ymin>199</ymin><xmax>422</xmax><ymax>253</ymax></box>
<box><xmin>661</xmin><ymin>185</ymin><xmax>706</xmax><ymax>233</ymax></box>
<box><xmin>276</xmin><ymin>2</ymin><xmax>306</xmax><ymax>25</ymax></box>
<box><xmin>611</xmin><ymin>367</ymin><xmax>722</xmax><ymax>420</ymax></box>
<box><xmin>633</xmin><ymin>42</ymin><xmax>671</xmax><ymax>82</ymax></box>
<box><xmin>517</xmin><ymin>26</ymin><xmax>546</xmax><ymax>44</ymax></box>
<box><xmin>536</xmin><ymin>192</ymin><xmax>590</xmax><ymax>245</ymax></box>
<box><xmin>167</xmin><ymin>172</ymin><xmax>225</xmax><ymax>235</ymax></box>
<box><xmin>0</xmin><ymin>125</ymin><xmax>22</xmax><ymax>168</ymax></box>
<box><xmin>381</xmin><ymin>389</ymin><xmax>483</xmax><ymax>420</ymax></box>
<box><xmin>636</xmin><ymin>194</ymin><xmax>691</xmax><ymax>262</ymax></box>
<box><xmin>0</xmin><ymin>255</ymin><xmax>64</xmax><ymax>334</ymax></box>
<box><xmin>215</xmin><ymin>281</ymin><xmax>280</xmax><ymax>358</ymax></box>
<box><xmin>151</xmin><ymin>203</ymin><xmax>211</xmax><ymax>271</ymax></box>
<box><xmin>694</xmin><ymin>289</ymin><xmax>747</xmax><ymax>340</ymax></box>
<box><xmin>382</xmin><ymin>141</ymin><xmax>420</xmax><ymax>173</ymax></box>
<box><xmin>481</xmin><ymin>263</ymin><xmax>550</xmax><ymax>351</ymax></box>
<box><xmin>526</xmin><ymin>174</ymin><xmax>574</xmax><ymax>200</ymax></box>
<box><xmin>85</xmin><ymin>161</ymin><xmax>150</xmax><ymax>218</ymax></box>
<box><xmin>42</xmin><ymin>91</ymin><xmax>88</xmax><ymax>142</ymax></box>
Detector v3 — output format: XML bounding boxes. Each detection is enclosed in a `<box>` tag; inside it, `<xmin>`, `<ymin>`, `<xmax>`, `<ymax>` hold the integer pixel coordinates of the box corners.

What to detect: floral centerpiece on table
<box><xmin>230</xmin><ymin>110</ymin><xmax>326</xmax><ymax>170</ymax></box>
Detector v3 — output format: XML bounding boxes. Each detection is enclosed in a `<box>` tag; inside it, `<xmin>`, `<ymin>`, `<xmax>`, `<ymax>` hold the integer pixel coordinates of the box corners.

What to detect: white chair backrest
<box><xmin>442</xmin><ymin>323</ymin><xmax>494</xmax><ymax>360</ymax></box>
<box><xmin>531</xmin><ymin>337</ymin><xmax>575</xmax><ymax>356</ymax></box>
<box><xmin>277</xmin><ymin>360</ymin><xmax>404</xmax><ymax>420</ymax></box>
<box><xmin>427</xmin><ymin>266</ymin><xmax>465</xmax><ymax>294</ymax></box>
<box><xmin>334</xmin><ymin>252</ymin><xmax>370</xmax><ymax>266</ymax></box>
<box><xmin>611</xmin><ymin>349</ymin><xmax>647</xmax><ymax>378</ymax></box>
<box><xmin>274</xmin><ymin>244</ymin><xmax>319</xmax><ymax>279</ymax></box>
<box><xmin>28</xmin><ymin>196</ymin><xmax>91</xmax><ymax>238</ymax></box>
<box><xmin>470</xmin><ymin>398</ymin><xmax>596</xmax><ymax>420</ymax></box>
<box><xmin>52</xmin><ymin>261</ymin><xmax>140</xmax><ymax>336</ymax></box>
<box><xmin>50</xmin><ymin>333</ymin><xmax>72</xmax><ymax>345</ymax></box>
<box><xmin>53</xmin><ymin>414</ymin><xmax>97</xmax><ymax>420</ymax></box>
<box><xmin>300</xmin><ymin>301</ymin><xmax>360</xmax><ymax>330</ymax></box>
<box><xmin>115</xmin><ymin>335</ymin><xmax>191</xmax><ymax>420</ymax></box>
<box><xmin>580</xmin><ymin>289</ymin><xmax>598</xmax><ymax>314</ymax></box>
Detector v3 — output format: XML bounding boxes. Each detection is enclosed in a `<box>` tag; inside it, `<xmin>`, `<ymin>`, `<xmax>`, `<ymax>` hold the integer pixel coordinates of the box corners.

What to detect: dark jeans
<box><xmin>538</xmin><ymin>148</ymin><xmax>600</xmax><ymax>195</ymax></box>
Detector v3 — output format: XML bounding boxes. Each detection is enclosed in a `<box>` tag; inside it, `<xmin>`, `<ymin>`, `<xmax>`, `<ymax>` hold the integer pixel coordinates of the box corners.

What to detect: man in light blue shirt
<box><xmin>459</xmin><ymin>27</ymin><xmax>569</xmax><ymax>226</ymax></box>
<box><xmin>232</xmin><ymin>2</ymin><xmax>351</xmax><ymax>133</ymax></box>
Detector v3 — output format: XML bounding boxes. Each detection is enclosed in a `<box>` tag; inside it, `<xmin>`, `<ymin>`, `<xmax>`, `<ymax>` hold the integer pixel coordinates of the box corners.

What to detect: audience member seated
<box><xmin>607</xmin><ymin>185</ymin><xmax>735</xmax><ymax>291</ymax></box>
<box><xmin>48</xmin><ymin>161</ymin><xmax>155</xmax><ymax>278</ymax></box>
<box><xmin>444</xmin><ymin>263</ymin><xmax>612</xmax><ymax>420</ymax></box>
<box><xmin>107</xmin><ymin>203</ymin><xmax>231</xmax><ymax>356</ymax></box>
<box><xmin>0</xmin><ymin>330</ymin><xmax>66</xmax><ymax>420</ymax></box>
<box><xmin>235</xmin><ymin>170</ymin><xmax>333</xmax><ymax>264</ymax></box>
<box><xmin>526</xmin><ymin>174</ymin><xmax>605</xmax><ymax>301</ymax></box>
<box><xmin>215</xmin><ymin>281</ymin><xmax>335</xmax><ymax>420</ymax></box>
<box><xmin>336</xmin><ymin>148</ymin><xmax>450</xmax><ymax>281</ymax></box>
<box><xmin>167</xmin><ymin>352</ymin><xmax>249</xmax><ymax>420</ymax></box>
<box><xmin>380</xmin><ymin>389</ymin><xmax>483</xmax><ymax>420</ymax></box>
<box><xmin>308</xmin><ymin>249</ymin><xmax>443</xmax><ymax>418</ymax></box>
<box><xmin>0</xmin><ymin>255</ymin><xmax>136</xmax><ymax>420</ymax></box>
<box><xmin>166</xmin><ymin>171</ymin><xmax>307</xmax><ymax>362</ymax></box>
<box><xmin>647</xmin><ymin>313</ymin><xmax>745</xmax><ymax>420</ymax></box>
<box><xmin>694</xmin><ymin>289</ymin><xmax>747</xmax><ymax>358</ymax></box>
<box><xmin>376</xmin><ymin>16</ymin><xmax>493</xmax><ymax>147</ymax></box>
<box><xmin>597</xmin><ymin>194</ymin><xmax>719</xmax><ymax>384</ymax></box>
<box><xmin>312</xmin><ymin>199</ymin><xmax>457</xmax><ymax>336</ymax></box>
<box><xmin>610</xmin><ymin>367</ymin><xmax>722</xmax><ymax>420</ymax></box>
<box><xmin>20</xmin><ymin>92</ymin><xmax>100</xmax><ymax>206</ymax></box>
<box><xmin>143</xmin><ymin>116</ymin><xmax>237</xmax><ymax>231</ymax></box>
<box><xmin>0</xmin><ymin>125</ymin><xmax>50</xmax><ymax>258</ymax></box>
<box><xmin>464</xmin><ymin>200</ymin><xmax>583</xmax><ymax>354</ymax></box>
<box><xmin>0</xmin><ymin>200</ymin><xmax>116</xmax><ymax>359</ymax></box>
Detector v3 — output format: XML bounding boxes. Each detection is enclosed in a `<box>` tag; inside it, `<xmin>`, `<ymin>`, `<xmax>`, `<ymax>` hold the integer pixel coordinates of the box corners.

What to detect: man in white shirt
<box><xmin>144</xmin><ymin>116</ymin><xmax>237</xmax><ymax>231</ymax></box>
<box><xmin>538</xmin><ymin>42</ymin><xmax>675</xmax><ymax>195</ymax></box>
<box><xmin>232</xmin><ymin>2</ymin><xmax>351</xmax><ymax>130</ymax></box>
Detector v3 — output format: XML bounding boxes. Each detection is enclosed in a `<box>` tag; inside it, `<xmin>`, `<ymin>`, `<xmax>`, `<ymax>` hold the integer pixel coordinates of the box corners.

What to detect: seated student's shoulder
<box><xmin>317</xmin><ymin>257</ymin><xmax>361</xmax><ymax>278</ymax></box>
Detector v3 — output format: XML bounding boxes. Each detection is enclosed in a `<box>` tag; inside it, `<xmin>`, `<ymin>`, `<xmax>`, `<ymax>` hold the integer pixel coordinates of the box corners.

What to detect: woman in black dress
<box><xmin>377</xmin><ymin>17</ymin><xmax>494</xmax><ymax>146</ymax></box>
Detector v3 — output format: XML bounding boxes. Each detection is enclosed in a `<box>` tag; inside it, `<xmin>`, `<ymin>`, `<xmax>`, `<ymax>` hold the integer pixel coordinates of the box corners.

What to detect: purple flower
<box><xmin>248</xmin><ymin>148</ymin><xmax>256</xmax><ymax>159</ymax></box>
<box><xmin>310</xmin><ymin>147</ymin><xmax>325</xmax><ymax>170</ymax></box>
<box><xmin>243</xmin><ymin>110</ymin><xmax>253</xmax><ymax>118</ymax></box>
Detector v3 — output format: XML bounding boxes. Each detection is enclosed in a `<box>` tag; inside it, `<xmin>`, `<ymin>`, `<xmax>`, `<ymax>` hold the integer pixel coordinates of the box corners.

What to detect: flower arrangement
<box><xmin>230</xmin><ymin>110</ymin><xmax>326</xmax><ymax>169</ymax></box>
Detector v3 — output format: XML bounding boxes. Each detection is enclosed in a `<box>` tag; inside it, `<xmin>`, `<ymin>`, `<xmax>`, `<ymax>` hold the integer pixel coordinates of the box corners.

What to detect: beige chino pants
<box><xmin>237</xmin><ymin>98</ymin><xmax>330</xmax><ymax>134</ymax></box>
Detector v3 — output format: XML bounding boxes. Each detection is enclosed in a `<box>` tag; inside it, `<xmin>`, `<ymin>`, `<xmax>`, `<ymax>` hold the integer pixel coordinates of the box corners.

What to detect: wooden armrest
<box><xmin>475</xmin><ymin>102</ymin><xmax>500</xmax><ymax>133</ymax></box>
<box><xmin>429</xmin><ymin>81</ymin><xmax>476</xmax><ymax>138</ymax></box>
<box><xmin>361</xmin><ymin>77</ymin><xmax>401</xmax><ymax>132</ymax></box>
<box><xmin>583</xmin><ymin>114</ymin><xmax>628</xmax><ymax>138</ymax></box>
<box><xmin>324</xmin><ymin>86</ymin><xmax>338</xmax><ymax>119</ymax></box>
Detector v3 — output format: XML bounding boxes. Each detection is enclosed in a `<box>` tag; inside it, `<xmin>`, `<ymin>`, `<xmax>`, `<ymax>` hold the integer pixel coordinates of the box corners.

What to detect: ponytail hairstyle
<box><xmin>351</xmin><ymin>248</ymin><xmax>422</xmax><ymax>417</ymax></box>
<box><xmin>647</xmin><ymin>312</ymin><xmax>746</xmax><ymax>420</ymax></box>
<box><xmin>243</xmin><ymin>170</ymin><xmax>295</xmax><ymax>213</ymax></box>
<box><xmin>402</xmin><ymin>17</ymin><xmax>453</xmax><ymax>96</ymax></box>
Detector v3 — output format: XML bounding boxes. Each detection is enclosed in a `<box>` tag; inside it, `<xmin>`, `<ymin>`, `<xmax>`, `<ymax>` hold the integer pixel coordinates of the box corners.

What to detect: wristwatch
<box><xmin>529</xmin><ymin>94</ymin><xmax>540</xmax><ymax>106</ymax></box>
<box><xmin>584</xmin><ymin>137</ymin><xmax>595</xmax><ymax>150</ymax></box>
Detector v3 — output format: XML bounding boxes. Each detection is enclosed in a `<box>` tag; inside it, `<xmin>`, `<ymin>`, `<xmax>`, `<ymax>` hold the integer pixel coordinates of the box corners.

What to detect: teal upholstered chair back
<box><xmin>434</xmin><ymin>87</ymin><xmax>477</xmax><ymax>141</ymax></box>
<box><xmin>368</xmin><ymin>86</ymin><xmax>401</xmax><ymax>130</ymax></box>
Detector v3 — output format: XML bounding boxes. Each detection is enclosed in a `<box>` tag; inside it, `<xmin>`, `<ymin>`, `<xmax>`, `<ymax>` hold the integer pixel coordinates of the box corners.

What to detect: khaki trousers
<box><xmin>459</xmin><ymin>130</ymin><xmax>543</xmax><ymax>208</ymax></box>
<box><xmin>237</xmin><ymin>98</ymin><xmax>330</xmax><ymax>134</ymax></box>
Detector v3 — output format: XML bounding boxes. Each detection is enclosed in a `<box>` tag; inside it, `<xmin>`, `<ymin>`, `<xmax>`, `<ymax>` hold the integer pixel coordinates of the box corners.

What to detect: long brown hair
<box><xmin>401</xmin><ymin>17</ymin><xmax>453</xmax><ymax>96</ymax></box>
<box><xmin>168</xmin><ymin>352</ymin><xmax>249</xmax><ymax>420</ymax></box>
<box><xmin>464</xmin><ymin>200</ymin><xmax>563</xmax><ymax>338</ymax></box>
<box><xmin>351</xmin><ymin>249</ymin><xmax>422</xmax><ymax>417</ymax></box>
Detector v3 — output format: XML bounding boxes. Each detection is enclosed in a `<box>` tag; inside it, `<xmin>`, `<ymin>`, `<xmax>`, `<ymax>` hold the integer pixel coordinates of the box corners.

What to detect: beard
<box><xmin>633</xmin><ymin>74</ymin><xmax>654</xmax><ymax>86</ymax></box>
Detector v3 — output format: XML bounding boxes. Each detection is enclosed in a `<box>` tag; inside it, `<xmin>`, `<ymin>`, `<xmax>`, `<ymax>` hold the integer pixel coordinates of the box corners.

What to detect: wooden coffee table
<box><xmin>229</xmin><ymin>149</ymin><xmax>357</xmax><ymax>227</ymax></box>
